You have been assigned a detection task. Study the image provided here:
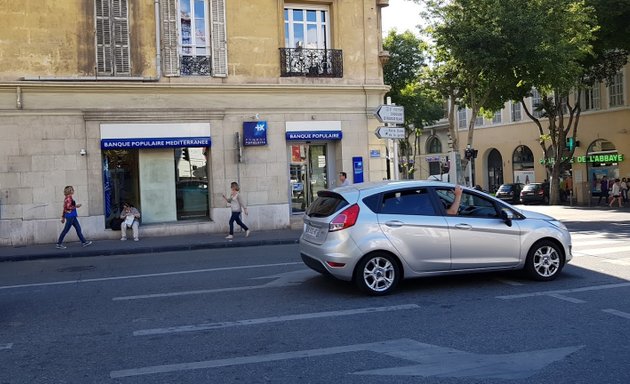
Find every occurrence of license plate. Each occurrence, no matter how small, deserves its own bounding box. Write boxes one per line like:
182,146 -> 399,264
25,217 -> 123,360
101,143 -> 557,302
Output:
305,224 -> 319,237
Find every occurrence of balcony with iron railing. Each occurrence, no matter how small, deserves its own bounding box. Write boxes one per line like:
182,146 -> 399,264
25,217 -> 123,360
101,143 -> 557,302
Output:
279,48 -> 343,78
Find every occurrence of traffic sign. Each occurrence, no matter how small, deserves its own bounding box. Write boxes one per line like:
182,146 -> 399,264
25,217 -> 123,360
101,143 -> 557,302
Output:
375,126 -> 405,139
374,105 -> 405,124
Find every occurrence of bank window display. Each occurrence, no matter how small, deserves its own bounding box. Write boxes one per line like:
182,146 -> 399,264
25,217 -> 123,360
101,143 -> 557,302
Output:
175,147 -> 209,220
103,150 -> 140,229
102,147 -> 209,228
289,144 -> 328,213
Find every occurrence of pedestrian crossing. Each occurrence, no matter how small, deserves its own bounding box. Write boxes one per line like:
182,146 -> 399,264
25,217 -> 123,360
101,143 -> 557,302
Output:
571,232 -> 630,264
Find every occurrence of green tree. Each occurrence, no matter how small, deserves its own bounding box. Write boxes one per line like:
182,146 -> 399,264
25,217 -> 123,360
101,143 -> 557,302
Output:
420,0 -> 627,202
383,30 -> 443,179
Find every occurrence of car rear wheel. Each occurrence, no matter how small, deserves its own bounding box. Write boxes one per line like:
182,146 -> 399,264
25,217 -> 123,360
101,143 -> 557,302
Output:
354,252 -> 400,295
525,240 -> 563,281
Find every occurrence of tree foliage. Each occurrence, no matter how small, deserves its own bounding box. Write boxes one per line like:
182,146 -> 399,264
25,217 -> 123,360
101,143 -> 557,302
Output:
382,30 -> 444,178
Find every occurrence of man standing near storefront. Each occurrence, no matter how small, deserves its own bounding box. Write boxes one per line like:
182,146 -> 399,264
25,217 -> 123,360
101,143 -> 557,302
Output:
338,172 -> 351,187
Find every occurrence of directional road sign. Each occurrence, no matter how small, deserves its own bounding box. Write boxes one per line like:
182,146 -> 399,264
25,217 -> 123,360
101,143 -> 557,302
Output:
375,126 -> 405,139
374,105 -> 405,124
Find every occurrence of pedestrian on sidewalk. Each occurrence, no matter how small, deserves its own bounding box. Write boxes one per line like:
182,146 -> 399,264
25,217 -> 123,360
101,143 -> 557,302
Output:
621,177 -> 628,203
597,176 -> 609,205
338,171 -> 350,187
222,182 -> 250,239
120,202 -> 141,241
609,179 -> 623,208
56,186 -> 92,249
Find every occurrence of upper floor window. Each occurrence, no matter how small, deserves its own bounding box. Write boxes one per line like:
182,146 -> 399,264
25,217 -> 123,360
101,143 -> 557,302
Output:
95,0 -> 130,75
531,88 -> 543,118
458,107 -> 467,129
284,5 -> 330,49
511,102 -> 521,122
608,72 -> 624,107
580,83 -> 601,111
475,115 -> 484,126
492,110 -> 502,124
161,0 -> 227,77
427,137 -> 442,153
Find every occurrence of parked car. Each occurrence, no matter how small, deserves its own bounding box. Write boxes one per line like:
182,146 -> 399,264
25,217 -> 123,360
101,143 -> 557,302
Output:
520,182 -> 549,205
300,181 -> 571,295
496,183 -> 524,204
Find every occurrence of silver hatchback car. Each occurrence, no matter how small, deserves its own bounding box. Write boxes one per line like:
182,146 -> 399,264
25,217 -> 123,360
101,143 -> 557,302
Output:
300,181 -> 572,295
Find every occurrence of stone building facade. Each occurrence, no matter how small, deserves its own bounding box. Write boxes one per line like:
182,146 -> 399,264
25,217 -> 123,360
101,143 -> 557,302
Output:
0,0 -> 391,245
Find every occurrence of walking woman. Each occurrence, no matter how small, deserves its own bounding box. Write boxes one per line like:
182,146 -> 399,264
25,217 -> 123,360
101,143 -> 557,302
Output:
222,182 -> 250,239
56,185 -> 92,249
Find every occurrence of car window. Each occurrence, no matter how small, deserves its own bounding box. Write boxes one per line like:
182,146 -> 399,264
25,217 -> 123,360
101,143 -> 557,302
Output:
362,194 -> 381,213
380,188 -> 436,215
306,193 -> 348,218
435,188 -> 500,218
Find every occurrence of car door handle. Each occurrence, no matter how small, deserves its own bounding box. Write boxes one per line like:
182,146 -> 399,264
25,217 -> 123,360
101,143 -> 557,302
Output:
454,224 -> 472,230
384,220 -> 404,228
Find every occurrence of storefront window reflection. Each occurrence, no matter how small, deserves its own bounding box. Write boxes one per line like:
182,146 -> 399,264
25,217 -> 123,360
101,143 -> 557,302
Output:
175,147 -> 209,220
103,150 -> 140,229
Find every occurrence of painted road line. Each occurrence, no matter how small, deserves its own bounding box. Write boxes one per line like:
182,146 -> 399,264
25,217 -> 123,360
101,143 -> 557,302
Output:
546,294 -> 586,304
114,270 -> 316,301
134,304 -> 420,336
602,258 -> 630,266
574,245 -> 630,256
602,309 -> 630,320
495,278 -> 524,286
497,282 -> 630,300
0,262 -> 303,291
0,343 -> 13,351
110,338 -> 583,379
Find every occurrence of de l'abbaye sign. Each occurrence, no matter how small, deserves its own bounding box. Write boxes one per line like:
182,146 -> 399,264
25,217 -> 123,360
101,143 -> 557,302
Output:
374,105 -> 405,124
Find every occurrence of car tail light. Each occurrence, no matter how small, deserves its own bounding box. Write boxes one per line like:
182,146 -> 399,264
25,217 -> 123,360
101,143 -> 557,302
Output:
326,261 -> 346,268
329,204 -> 359,232
538,190 -> 544,195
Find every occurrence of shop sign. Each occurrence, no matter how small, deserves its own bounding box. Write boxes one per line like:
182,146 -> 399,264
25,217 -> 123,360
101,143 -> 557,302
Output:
243,121 -> 268,146
101,137 -> 211,149
540,154 -> 624,165
285,131 -> 342,140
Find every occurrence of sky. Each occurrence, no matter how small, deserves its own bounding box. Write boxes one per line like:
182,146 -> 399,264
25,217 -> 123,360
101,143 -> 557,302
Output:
381,0 -> 424,37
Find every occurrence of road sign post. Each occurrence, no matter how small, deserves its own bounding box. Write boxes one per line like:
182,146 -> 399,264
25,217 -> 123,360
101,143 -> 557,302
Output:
374,103 -> 405,180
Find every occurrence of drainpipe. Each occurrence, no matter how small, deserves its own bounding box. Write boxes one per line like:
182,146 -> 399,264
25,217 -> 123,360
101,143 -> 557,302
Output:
16,86 -> 22,109
154,0 -> 162,80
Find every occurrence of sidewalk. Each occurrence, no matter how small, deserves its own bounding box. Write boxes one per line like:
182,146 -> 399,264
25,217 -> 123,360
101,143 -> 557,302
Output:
1,204 -> 627,263
0,229 -> 303,263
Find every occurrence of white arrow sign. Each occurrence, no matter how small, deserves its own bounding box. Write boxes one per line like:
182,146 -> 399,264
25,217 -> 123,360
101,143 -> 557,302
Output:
375,126 -> 405,139
375,105 -> 405,124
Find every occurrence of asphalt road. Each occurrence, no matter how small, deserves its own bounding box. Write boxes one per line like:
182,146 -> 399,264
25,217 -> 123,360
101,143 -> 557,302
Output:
2,221 -> 630,384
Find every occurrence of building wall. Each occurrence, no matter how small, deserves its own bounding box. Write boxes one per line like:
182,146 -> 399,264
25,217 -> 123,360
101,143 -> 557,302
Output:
0,1 -> 391,245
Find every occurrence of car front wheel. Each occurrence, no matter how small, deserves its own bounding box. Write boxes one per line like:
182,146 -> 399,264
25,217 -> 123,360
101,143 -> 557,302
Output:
525,240 -> 564,281
354,252 -> 400,295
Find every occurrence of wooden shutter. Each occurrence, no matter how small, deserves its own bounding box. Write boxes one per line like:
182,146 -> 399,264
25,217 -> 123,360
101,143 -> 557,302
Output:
112,0 -> 130,74
95,0 -> 113,74
95,0 -> 130,75
160,0 -> 179,76
210,0 -> 227,77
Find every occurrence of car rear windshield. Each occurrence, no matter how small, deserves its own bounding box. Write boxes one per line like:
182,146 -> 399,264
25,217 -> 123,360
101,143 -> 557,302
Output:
523,184 -> 538,191
498,185 -> 513,192
306,192 -> 348,218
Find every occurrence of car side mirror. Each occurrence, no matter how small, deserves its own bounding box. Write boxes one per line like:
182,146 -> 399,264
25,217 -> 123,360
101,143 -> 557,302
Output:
501,209 -> 513,227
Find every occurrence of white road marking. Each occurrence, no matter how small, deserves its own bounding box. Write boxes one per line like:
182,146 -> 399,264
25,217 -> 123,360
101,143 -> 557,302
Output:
134,304 -> 420,336
114,269 -> 316,301
601,258 -> 630,266
110,338 -> 583,379
0,262 -> 303,291
497,282 -> 630,300
602,309 -> 630,320
495,279 -> 524,286
546,294 -> 586,304
0,343 -> 13,351
573,245 -> 630,256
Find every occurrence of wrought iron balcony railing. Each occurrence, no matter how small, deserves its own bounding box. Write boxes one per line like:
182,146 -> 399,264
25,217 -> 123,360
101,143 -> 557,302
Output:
279,48 -> 343,78
180,56 -> 211,76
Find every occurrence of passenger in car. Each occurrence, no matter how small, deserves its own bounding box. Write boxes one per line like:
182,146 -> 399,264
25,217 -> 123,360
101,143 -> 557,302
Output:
446,185 -> 463,215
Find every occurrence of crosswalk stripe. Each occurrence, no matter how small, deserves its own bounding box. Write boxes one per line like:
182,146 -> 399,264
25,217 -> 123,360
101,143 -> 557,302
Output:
573,245 -> 630,256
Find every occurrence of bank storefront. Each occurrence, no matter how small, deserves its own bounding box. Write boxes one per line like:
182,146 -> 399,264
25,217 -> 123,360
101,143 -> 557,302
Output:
100,123 -> 211,228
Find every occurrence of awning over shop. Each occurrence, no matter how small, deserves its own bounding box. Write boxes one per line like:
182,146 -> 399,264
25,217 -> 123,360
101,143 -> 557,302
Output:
100,123 -> 211,149
285,121 -> 342,141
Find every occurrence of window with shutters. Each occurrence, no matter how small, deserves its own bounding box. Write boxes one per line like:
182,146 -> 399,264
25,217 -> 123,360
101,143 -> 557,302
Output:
161,0 -> 227,77
95,0 -> 130,76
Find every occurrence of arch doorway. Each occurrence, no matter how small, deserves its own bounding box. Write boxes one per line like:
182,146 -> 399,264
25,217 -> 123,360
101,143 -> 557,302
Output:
487,149 -> 503,193
512,145 -> 534,184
